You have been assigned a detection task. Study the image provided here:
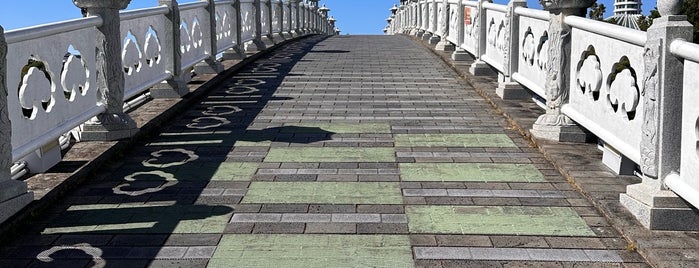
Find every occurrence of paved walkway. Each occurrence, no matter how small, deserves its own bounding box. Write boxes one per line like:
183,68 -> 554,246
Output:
0,35 -> 647,267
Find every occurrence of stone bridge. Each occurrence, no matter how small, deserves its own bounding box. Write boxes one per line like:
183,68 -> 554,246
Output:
0,0 -> 698,267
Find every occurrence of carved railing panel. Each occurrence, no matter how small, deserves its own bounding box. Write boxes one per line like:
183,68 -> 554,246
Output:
563,26 -> 646,163
215,1 -> 238,53
513,10 -> 549,98
446,2 -> 459,44
461,2 -> 478,55
120,8 -> 171,100
482,4 -> 507,73
179,3 -> 212,70
240,0 -> 255,42
5,19 -> 102,161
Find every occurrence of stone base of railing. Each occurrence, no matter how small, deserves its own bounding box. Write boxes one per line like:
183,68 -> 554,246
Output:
531,122 -> 590,143
0,179 -> 33,224
621,183 -> 699,231
245,39 -> 266,53
272,32 -> 285,43
261,35 -> 276,47
77,113 -> 138,141
151,79 -> 190,98
222,46 -> 245,60
410,28 -> 420,36
435,40 -> 455,51
469,60 -> 496,76
194,60 -> 224,75
421,32 -> 432,41
496,81 -> 530,100
428,35 -> 440,45
451,49 -> 473,61
281,32 -> 292,40
416,30 -> 424,38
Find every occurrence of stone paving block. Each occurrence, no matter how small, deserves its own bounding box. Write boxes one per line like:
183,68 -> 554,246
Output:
304,223 -> 357,234
332,214 -> 381,223
209,235 -> 413,267
414,247 -> 471,260
281,213 -> 332,223
394,134 -> 516,147
183,246 -> 217,259
400,163 -> 544,182
164,234 -> 222,246
406,206 -> 595,236
435,235 -> 493,247
243,182 -> 403,204
265,147 -> 395,162
230,213 -> 282,223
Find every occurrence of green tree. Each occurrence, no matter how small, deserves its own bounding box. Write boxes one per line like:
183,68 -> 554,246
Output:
681,0 -> 699,43
588,3 -> 606,21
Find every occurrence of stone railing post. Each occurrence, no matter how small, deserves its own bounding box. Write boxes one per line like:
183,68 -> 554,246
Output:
284,1 -> 293,37
451,0 -> 471,60
529,0 -> 594,142
435,0 -> 454,51
73,0 -> 138,141
469,0 -> 495,76
621,0 -> 698,230
0,26 -> 34,225
274,1 -> 286,40
246,0 -> 266,52
410,1 -> 420,36
222,0 -> 245,60
290,1 -> 299,37
421,2 -> 431,40
151,0 -> 190,98
495,0 -> 529,99
194,0 -> 224,74
428,0 -> 441,44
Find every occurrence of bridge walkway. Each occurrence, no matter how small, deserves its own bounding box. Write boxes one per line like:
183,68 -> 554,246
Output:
0,35 -> 647,267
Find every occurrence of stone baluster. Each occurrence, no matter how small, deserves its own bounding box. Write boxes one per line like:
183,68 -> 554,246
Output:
150,0 -> 190,98
435,0 -> 454,51
328,16 -> 336,35
291,1 -> 300,37
411,0 -> 420,36
621,0 -> 699,230
529,0 -> 594,142
451,0 -> 471,60
281,1 -> 291,39
222,0 -> 245,60
246,0 -> 266,52
260,0 -> 275,46
73,0 -> 138,141
194,0 -> 225,74
0,25 -> 34,225
469,0 -> 495,76
495,0 -> 528,99
272,1 -> 284,42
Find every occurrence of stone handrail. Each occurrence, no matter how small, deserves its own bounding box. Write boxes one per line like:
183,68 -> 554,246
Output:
389,0 -> 699,231
0,0 -> 335,224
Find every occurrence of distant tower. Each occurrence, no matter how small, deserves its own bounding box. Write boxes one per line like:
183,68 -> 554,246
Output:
610,0 -> 642,30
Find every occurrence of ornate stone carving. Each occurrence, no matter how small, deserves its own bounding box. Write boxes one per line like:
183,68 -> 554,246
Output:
501,2 -> 513,73
542,15 -> 570,116
640,40 -> 661,177
658,0 -> 684,16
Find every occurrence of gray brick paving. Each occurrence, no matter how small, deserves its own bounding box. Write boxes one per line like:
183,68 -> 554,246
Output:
0,35 -> 650,267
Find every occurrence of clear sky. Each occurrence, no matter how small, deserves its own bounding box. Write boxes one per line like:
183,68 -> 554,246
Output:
0,0 -> 657,34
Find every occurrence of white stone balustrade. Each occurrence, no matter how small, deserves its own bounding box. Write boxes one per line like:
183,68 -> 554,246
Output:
0,0 -> 334,225
388,0 -> 699,231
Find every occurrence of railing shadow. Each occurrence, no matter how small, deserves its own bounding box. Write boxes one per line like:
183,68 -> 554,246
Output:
2,35 -> 332,267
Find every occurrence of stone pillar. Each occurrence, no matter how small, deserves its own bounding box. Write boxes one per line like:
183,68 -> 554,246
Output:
291,1 -> 300,37
620,0 -> 699,230
410,1 -> 420,36
0,26 -> 34,225
271,1 -> 284,42
529,0 -> 594,142
246,0 -> 266,52
329,17 -> 336,35
468,0 -> 495,76
194,0 -> 224,74
421,2 -> 431,40
150,0 -> 190,98
428,0 -> 441,44
435,0 -> 454,51
284,1 -> 293,37
73,0 -> 138,141
451,0 -> 471,61
495,0 -> 529,100
222,0 -> 245,60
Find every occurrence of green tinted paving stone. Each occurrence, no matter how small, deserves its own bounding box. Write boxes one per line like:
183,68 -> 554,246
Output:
243,182 -> 403,204
209,234 -> 414,268
282,123 -> 392,133
406,206 -> 595,236
265,147 -> 395,162
400,163 -> 544,182
42,204 -> 233,234
394,134 -> 516,147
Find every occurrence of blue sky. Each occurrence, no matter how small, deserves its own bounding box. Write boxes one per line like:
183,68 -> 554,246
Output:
0,0 -> 656,34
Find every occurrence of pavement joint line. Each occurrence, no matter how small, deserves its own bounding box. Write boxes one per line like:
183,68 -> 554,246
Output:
413,247 -> 624,262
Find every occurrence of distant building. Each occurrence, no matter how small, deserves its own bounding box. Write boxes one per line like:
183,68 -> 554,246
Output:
608,0 -> 642,30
